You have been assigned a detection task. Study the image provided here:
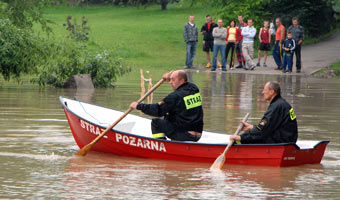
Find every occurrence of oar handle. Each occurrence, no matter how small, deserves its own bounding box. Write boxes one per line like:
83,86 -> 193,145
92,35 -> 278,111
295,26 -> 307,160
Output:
90,78 -> 166,146
221,113 -> 250,156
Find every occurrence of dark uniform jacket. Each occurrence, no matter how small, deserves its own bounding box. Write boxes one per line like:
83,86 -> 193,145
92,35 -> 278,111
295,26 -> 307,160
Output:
240,95 -> 298,144
201,22 -> 218,41
137,82 -> 204,133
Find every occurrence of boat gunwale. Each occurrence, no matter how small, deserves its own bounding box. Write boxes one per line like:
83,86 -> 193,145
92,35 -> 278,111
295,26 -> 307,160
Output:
59,96 -> 330,149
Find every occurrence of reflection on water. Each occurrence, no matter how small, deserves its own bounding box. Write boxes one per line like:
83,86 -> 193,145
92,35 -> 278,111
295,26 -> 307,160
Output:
0,73 -> 340,199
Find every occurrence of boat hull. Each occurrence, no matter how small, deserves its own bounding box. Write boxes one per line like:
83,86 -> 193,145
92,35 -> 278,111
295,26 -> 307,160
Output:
62,101 -> 329,167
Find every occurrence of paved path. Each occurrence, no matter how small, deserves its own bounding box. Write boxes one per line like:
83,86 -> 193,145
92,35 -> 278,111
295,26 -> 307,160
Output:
193,30 -> 340,76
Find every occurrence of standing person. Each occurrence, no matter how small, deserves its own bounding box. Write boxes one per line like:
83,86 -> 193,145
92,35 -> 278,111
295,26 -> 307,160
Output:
282,32 -> 296,73
273,18 -> 285,70
129,70 -> 204,141
183,15 -> 198,69
288,17 -> 304,73
256,20 -> 271,67
212,19 -> 227,71
230,81 -> 298,144
235,15 -> 247,69
201,15 -> 218,68
241,18 -> 257,70
225,20 -> 241,69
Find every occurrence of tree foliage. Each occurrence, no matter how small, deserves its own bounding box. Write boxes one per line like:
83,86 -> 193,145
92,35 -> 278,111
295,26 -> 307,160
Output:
0,0 -> 52,32
31,40 -> 130,88
0,19 -> 43,81
0,0 -> 130,87
187,0 -> 337,38
67,0 -> 180,10
265,0 -> 336,37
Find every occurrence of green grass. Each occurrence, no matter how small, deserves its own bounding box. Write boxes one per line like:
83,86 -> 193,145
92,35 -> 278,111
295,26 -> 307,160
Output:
42,4 -> 218,71
330,61 -> 340,74
313,61 -> 340,79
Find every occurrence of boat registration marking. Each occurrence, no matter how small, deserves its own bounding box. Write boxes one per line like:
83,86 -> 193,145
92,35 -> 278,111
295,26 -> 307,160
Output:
284,156 -> 296,160
116,133 -> 166,152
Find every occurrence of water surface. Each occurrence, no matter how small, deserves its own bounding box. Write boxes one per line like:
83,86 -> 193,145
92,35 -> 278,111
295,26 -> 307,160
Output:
0,72 -> 339,199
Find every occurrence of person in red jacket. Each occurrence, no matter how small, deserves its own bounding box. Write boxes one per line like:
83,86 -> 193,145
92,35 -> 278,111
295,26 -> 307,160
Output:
225,20 -> 242,69
235,15 -> 247,68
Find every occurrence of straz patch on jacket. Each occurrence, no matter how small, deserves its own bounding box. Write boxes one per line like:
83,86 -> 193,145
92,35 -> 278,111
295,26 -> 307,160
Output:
183,93 -> 202,110
290,108 -> 296,120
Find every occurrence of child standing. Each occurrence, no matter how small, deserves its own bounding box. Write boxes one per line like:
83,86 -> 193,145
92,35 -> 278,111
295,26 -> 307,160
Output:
256,21 -> 271,67
282,32 -> 296,73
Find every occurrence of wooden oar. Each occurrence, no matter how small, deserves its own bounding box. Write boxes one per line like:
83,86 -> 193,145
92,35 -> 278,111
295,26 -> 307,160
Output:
210,113 -> 250,170
75,77 -> 166,156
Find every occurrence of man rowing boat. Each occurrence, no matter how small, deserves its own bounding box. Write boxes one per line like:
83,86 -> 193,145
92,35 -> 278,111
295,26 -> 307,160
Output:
130,70 -> 204,141
230,81 -> 298,144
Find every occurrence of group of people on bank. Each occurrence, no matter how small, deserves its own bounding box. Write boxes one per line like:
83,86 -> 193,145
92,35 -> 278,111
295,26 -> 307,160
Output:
184,14 -> 305,73
130,70 -> 298,145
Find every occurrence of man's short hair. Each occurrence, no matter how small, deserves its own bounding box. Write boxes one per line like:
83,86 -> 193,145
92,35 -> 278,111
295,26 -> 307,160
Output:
206,14 -> 211,18
177,71 -> 188,82
292,17 -> 299,21
247,18 -> 253,22
268,81 -> 281,96
276,17 -> 282,22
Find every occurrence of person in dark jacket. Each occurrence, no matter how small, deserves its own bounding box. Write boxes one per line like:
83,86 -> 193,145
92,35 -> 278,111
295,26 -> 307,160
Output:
230,81 -> 298,144
288,17 -> 304,73
201,15 -> 218,68
130,70 -> 204,142
282,32 -> 296,73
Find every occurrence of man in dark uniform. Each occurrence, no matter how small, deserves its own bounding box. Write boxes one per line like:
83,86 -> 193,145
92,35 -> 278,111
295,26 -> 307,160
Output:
230,81 -> 298,144
129,70 -> 204,142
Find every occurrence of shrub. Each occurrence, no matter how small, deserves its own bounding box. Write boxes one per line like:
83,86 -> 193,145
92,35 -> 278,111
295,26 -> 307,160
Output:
0,19 -> 42,81
31,39 -> 130,88
63,16 -> 90,41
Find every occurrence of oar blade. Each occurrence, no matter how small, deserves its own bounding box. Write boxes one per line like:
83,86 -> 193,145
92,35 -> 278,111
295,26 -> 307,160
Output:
75,143 -> 93,156
210,154 -> 225,170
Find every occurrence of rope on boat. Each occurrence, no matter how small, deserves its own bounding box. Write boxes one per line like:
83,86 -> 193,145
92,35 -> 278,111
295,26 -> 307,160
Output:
77,101 -> 110,126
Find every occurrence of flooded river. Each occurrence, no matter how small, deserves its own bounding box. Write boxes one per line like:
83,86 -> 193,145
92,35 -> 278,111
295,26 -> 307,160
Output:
0,72 -> 339,199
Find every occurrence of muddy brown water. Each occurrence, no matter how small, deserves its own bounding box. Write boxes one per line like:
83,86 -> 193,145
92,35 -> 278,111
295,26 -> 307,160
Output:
1,72 -> 339,199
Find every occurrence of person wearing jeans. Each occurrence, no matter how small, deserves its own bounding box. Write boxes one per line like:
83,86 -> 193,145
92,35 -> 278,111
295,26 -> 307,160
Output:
183,15 -> 198,68
288,17 -> 304,73
212,19 -> 227,71
282,32 -> 296,73
185,42 -> 196,68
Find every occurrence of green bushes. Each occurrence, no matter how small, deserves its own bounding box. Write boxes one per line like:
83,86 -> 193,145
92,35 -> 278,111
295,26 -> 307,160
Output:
31,39 -> 130,88
0,1 -> 130,87
0,19 -> 42,81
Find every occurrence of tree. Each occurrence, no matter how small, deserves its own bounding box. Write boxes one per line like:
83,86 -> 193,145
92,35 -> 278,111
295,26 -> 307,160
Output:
0,0 -> 52,32
265,0 -> 336,37
186,0 -> 336,38
0,0 -> 52,81
73,0 -> 180,11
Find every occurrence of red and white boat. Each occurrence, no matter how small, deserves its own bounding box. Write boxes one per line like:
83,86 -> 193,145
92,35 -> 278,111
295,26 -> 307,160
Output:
60,97 -> 329,167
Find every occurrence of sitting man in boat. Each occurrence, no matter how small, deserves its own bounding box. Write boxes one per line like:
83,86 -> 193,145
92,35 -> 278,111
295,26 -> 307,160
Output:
230,81 -> 298,144
129,70 -> 204,142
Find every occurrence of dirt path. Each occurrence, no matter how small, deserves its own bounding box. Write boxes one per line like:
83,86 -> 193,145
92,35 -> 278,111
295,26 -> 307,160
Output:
194,30 -> 340,75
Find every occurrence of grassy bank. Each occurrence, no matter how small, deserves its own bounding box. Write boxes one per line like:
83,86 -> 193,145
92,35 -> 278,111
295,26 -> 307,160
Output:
314,61 -> 340,80
43,4 -> 218,71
